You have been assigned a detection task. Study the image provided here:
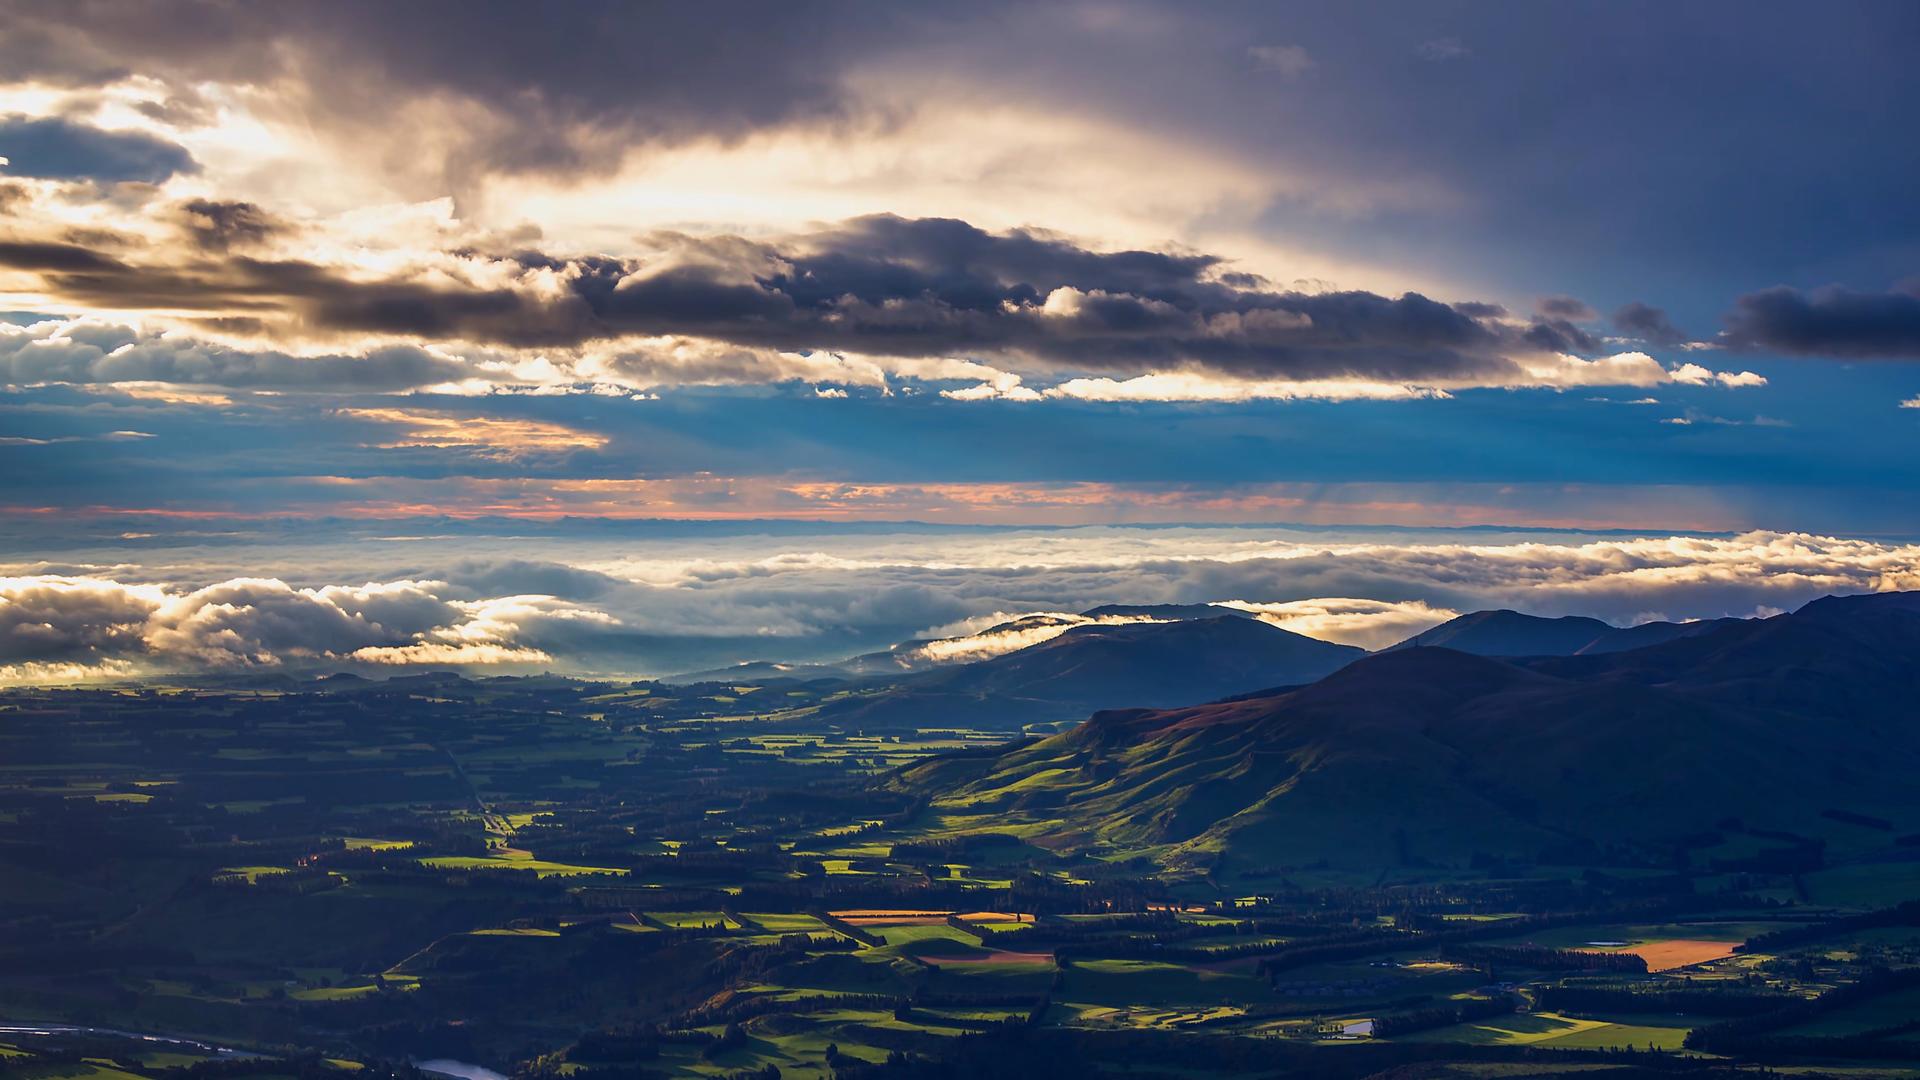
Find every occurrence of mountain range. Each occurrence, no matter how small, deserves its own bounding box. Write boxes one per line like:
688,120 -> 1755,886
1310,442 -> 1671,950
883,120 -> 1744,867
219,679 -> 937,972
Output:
674,601 -> 1776,732
813,615 -> 1363,730
889,591 -> 1920,876
1384,608 -> 1742,657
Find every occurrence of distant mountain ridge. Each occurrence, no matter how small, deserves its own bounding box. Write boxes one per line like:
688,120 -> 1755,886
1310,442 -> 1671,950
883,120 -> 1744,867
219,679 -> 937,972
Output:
663,603 -> 1270,684
662,660 -> 852,684
891,590 -> 1920,875
1079,603 -> 1258,621
668,601 -> 1761,689
817,615 -> 1365,730
1384,608 -> 1738,657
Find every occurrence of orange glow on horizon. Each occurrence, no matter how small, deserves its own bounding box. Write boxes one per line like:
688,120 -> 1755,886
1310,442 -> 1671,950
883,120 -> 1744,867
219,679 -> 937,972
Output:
0,477 -> 1754,532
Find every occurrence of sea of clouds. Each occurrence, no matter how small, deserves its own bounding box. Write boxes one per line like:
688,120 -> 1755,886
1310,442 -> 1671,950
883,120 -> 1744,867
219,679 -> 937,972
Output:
3,523 -> 1916,683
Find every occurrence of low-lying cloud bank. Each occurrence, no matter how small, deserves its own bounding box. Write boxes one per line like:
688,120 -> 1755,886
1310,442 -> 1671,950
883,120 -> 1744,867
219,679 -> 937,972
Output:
890,611 -> 1172,667
2,528 -> 1915,684
1217,597 -> 1460,651
895,598 -> 1460,661
0,575 -> 613,684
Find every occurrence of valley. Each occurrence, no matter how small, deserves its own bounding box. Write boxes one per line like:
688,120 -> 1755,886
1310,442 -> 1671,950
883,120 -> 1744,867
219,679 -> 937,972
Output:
3,595 -> 1920,1078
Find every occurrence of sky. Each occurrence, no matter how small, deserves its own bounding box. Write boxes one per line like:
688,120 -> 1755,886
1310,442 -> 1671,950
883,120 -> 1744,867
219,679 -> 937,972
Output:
0,1 -> 1917,681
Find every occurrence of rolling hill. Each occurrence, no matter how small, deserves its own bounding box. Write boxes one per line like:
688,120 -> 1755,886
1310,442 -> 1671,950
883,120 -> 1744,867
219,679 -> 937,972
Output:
839,604 -> 1258,676
818,615 -> 1365,730
892,591 -> 1920,874
1532,590 -> 1920,721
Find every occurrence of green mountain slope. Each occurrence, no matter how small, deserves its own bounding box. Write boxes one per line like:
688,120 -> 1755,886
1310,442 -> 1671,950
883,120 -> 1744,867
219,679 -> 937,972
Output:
892,592 -> 1920,875
819,615 -> 1364,730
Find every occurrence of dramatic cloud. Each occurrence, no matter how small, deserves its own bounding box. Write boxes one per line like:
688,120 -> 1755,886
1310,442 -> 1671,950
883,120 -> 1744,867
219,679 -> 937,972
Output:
1523,321 -> 1598,354
0,2 -> 1910,549
960,351 -> 1761,403
347,594 -> 618,666
0,575 -> 159,665
173,199 -> 286,252
1215,597 -> 1457,649
141,578 -> 463,667
0,319 -> 470,392
878,599 -> 1454,661
10,215 -> 1492,379
560,526 -> 1920,647
1723,283 -> 1920,359
0,2 -> 907,187
1536,295 -> 1596,321
1612,301 -> 1689,346
0,115 -> 197,182
0,573 -> 622,679
0,216 -> 1770,396
895,611 -> 1168,666
4,527 -> 1916,683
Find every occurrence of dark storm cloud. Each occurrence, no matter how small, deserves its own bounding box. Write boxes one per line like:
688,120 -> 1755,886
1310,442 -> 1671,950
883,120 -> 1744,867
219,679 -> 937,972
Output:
0,239 -> 126,271
786,214 -> 1225,309
173,199 -> 286,252
1613,302 -> 1689,346
4,1 -> 1915,308
1451,301 -> 1508,319
1536,295 -> 1595,321
1520,318 -> 1598,354
131,88 -> 217,129
0,115 -> 198,183
0,0 -> 918,182
2,214 -> 1589,384
1722,283 -> 1920,359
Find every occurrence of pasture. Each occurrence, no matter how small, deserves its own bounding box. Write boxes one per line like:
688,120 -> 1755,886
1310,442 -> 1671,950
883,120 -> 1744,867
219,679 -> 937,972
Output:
1402,1011 -> 1694,1050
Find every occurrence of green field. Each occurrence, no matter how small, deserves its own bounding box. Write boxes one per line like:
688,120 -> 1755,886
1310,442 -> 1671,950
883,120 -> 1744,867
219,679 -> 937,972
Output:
1403,1011 -> 1694,1050
2,673 -> 1915,1079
